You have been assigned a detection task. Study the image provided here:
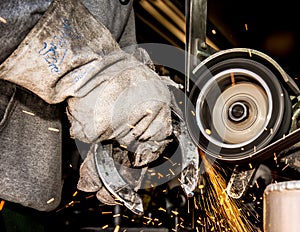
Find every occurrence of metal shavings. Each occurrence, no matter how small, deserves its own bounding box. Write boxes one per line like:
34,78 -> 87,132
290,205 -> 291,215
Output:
22,110 -> 35,116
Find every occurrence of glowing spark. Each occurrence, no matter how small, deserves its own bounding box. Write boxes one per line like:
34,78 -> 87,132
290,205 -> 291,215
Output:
205,129 -> 212,135
171,210 -> 179,215
127,124 -> 135,129
191,110 -> 196,116
146,109 -> 153,114
102,225 -> 109,229
0,200 -> 5,211
169,168 -> 175,175
67,201 -> 75,207
120,144 -> 128,149
0,16 -> 7,24
85,194 -> 94,199
231,73 -> 235,86
198,150 -> 257,232
245,23 -> 248,31
248,49 -> 252,57
22,110 -> 35,116
274,153 -> 278,165
47,198 -> 55,204
282,163 -> 289,171
198,184 -> 205,189
113,225 -> 120,232
157,172 -> 164,179
249,163 -> 253,169
158,207 -> 166,212
48,127 -> 60,132
163,156 -> 175,166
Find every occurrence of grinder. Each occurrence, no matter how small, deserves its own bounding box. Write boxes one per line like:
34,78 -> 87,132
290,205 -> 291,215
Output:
185,47 -> 300,198
186,48 -> 299,163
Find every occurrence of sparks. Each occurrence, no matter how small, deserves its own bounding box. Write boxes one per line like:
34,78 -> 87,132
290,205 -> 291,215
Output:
0,16 -> 7,24
22,110 -> 35,116
0,200 -> 5,211
282,163 -> 289,171
47,198 -> 55,204
197,150 -> 257,232
230,73 -> 235,86
48,127 -> 60,132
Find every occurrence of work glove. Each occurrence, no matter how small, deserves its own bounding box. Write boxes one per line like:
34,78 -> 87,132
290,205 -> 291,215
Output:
66,51 -> 173,166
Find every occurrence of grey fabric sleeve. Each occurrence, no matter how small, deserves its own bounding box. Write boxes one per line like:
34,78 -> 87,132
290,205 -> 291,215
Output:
118,8 -> 138,49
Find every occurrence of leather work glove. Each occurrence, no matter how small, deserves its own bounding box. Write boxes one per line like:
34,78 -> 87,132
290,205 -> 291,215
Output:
66,52 -> 173,167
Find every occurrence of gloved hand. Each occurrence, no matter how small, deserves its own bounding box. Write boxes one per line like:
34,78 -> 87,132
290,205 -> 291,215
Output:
66,51 -> 173,166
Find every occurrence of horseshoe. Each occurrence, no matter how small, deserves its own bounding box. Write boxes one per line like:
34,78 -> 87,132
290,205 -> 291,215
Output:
94,143 -> 144,215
